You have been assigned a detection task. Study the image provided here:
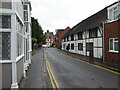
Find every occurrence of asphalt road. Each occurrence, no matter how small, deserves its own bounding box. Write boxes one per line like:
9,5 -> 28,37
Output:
45,48 -> 119,88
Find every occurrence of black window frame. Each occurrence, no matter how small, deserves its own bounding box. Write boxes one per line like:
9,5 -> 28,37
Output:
71,34 -> 74,41
71,43 -> 74,50
89,28 -> 97,38
78,32 -> 83,40
78,43 -> 83,50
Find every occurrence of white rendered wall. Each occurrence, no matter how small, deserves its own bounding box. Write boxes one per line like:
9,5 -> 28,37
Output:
62,27 -> 103,59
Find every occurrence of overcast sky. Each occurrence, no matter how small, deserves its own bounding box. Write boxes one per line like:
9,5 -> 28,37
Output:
30,0 -> 116,34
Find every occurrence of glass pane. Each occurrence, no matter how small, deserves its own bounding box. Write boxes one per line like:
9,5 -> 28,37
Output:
109,9 -> 112,21
2,15 -> 11,29
114,11 -> 118,20
0,0 -> 12,9
114,39 -> 118,42
110,39 -> 113,50
2,32 -> 11,60
24,11 -> 28,21
24,5 -> 28,10
114,42 -> 118,51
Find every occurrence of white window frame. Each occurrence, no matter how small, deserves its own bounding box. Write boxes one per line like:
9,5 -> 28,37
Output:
107,3 -> 119,22
23,4 -> 29,22
0,14 -> 12,61
109,38 -> 119,53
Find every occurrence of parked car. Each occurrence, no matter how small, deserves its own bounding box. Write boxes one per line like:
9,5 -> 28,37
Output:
42,44 -> 50,48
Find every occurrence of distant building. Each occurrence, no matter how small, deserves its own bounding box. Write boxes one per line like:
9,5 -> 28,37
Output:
56,27 -> 70,49
45,30 -> 55,47
0,0 -> 32,89
56,29 -> 64,48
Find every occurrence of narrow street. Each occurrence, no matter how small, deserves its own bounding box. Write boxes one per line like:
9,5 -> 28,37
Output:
44,48 -> 119,88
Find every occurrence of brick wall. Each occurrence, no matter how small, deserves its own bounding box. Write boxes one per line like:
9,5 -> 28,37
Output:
56,27 -> 70,49
104,20 -> 120,64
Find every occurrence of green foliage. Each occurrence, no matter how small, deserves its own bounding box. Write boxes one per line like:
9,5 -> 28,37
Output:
32,38 -> 37,43
31,17 -> 45,44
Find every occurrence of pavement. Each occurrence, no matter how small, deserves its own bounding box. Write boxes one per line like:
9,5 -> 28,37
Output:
20,48 -> 52,89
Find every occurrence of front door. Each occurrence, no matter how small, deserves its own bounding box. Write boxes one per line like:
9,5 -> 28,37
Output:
89,43 -> 93,57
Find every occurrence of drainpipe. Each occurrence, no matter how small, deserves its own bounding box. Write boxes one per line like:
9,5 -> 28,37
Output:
102,21 -> 105,63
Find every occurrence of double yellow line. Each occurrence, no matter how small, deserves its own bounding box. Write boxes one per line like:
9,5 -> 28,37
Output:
44,49 -> 60,90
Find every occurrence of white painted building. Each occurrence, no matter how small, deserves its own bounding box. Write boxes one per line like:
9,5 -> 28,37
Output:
0,0 -> 32,89
62,8 -> 107,60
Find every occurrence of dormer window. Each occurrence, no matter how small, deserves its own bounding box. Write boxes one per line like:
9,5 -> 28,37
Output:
108,4 -> 119,22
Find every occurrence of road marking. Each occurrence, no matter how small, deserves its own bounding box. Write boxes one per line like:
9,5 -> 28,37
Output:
44,49 -> 60,89
58,51 -> 120,75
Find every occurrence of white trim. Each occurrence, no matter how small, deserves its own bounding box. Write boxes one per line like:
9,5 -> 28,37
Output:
16,12 -> 24,25
0,60 -> 12,64
0,9 -> 15,15
109,38 -> 119,53
108,51 -> 119,53
0,29 -> 11,32
16,54 -> 24,63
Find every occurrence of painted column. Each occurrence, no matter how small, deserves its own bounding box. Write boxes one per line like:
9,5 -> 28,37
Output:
11,0 -> 18,88
11,14 -> 18,88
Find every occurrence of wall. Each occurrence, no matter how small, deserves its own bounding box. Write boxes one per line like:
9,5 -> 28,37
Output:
2,63 -> 12,88
17,58 -> 24,83
62,28 -> 103,59
57,27 -> 70,49
104,20 -> 119,64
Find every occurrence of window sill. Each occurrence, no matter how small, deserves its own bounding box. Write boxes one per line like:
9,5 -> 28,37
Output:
107,19 -> 118,23
108,51 -> 119,53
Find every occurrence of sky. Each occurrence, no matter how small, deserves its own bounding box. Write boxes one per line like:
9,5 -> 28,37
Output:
30,0 -> 117,34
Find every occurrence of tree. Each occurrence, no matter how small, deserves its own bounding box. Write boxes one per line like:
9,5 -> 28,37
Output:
31,17 -> 45,44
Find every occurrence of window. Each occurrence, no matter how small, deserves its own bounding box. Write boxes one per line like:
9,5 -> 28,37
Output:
89,28 -> 97,38
0,15 -> 11,29
71,44 -> 74,50
109,38 -> 118,52
67,36 -> 69,41
86,43 -> 90,51
78,32 -> 83,40
0,32 -> 11,60
78,43 -> 83,50
71,34 -> 74,41
24,5 -> 28,10
64,38 -> 66,42
0,0 -> 12,9
24,11 -> 28,21
113,7 -> 118,20
23,5 -> 28,21
108,5 -> 119,21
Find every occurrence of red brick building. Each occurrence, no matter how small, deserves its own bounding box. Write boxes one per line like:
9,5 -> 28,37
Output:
56,27 -> 70,49
104,2 -> 120,65
45,30 -> 55,47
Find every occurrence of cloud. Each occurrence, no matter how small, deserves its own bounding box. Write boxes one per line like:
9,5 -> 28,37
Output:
30,0 -> 117,33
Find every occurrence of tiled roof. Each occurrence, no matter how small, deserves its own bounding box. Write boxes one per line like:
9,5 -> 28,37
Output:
63,7 -> 107,38
45,32 -> 54,36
